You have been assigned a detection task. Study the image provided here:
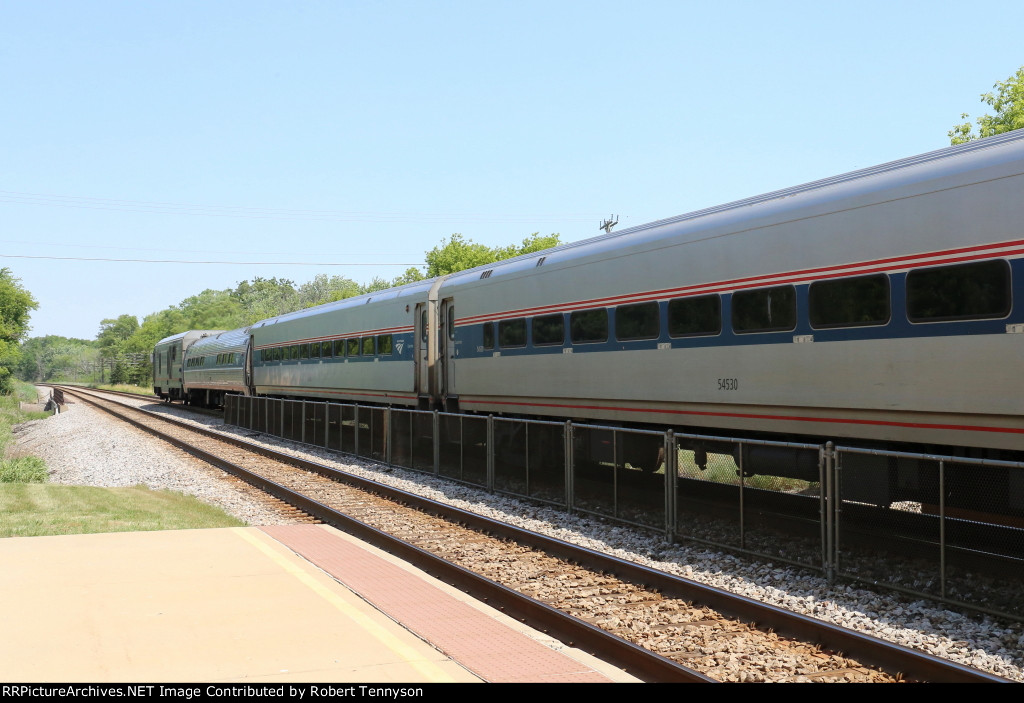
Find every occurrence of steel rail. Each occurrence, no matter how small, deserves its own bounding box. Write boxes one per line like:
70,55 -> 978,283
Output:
62,386 -> 714,683
61,385 -> 1012,683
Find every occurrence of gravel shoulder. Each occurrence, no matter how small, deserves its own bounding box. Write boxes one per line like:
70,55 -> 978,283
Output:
11,388 -> 1024,682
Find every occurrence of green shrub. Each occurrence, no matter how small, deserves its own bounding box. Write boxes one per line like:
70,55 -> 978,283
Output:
0,456 -> 48,483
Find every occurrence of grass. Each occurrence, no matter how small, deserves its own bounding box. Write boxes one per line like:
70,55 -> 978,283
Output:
0,380 -> 245,538
0,484 -> 245,537
677,448 -> 817,493
0,381 -> 52,484
0,456 -> 47,483
89,382 -> 153,395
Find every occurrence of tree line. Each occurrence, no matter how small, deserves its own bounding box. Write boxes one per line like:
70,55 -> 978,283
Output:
16,233 -> 561,386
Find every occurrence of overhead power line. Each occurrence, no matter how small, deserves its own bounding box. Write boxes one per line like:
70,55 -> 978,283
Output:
0,189 -> 599,224
0,254 -> 421,266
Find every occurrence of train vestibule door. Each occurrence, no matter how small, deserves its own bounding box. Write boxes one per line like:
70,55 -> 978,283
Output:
439,298 -> 456,403
414,303 -> 430,405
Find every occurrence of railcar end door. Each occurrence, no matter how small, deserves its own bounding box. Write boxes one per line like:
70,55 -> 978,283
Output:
440,298 -> 456,402
415,303 -> 429,404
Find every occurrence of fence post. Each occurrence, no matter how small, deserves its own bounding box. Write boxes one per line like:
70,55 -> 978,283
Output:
832,445 -> 842,582
353,405 -> 359,457
385,406 -> 392,467
823,442 -> 833,579
738,440 -> 745,550
565,420 -> 574,514
939,458 -> 946,600
665,429 -> 676,541
432,410 -> 440,476
486,415 -> 495,492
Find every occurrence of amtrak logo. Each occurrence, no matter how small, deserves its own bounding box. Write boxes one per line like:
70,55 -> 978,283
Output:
395,340 -> 405,354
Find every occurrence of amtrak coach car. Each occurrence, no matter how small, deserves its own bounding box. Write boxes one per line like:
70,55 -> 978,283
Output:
250,278 -> 435,406
182,327 -> 252,407
153,330 -> 224,401
430,131 -> 1024,461
163,131 -> 1024,503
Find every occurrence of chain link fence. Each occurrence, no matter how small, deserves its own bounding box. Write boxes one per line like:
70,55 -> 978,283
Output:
224,395 -> 1024,620
834,446 -> 1024,620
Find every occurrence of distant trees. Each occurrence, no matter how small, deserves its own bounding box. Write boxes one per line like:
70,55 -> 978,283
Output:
425,232 -> 561,277
17,336 -> 96,383
949,66 -> 1024,145
0,269 -> 38,394
19,230 -> 564,382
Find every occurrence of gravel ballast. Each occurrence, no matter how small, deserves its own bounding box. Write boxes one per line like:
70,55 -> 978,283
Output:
12,390 -> 1024,681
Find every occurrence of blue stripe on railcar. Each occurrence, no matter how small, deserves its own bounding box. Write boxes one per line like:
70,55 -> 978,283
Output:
457,259 -> 1024,359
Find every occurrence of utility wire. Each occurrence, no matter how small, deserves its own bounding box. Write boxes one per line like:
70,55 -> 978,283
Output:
0,189 -> 597,224
0,253 -> 421,266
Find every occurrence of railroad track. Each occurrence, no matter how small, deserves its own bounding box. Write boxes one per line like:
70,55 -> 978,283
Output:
55,385 -> 1009,683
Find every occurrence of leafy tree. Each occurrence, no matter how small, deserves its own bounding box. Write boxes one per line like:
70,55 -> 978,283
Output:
949,66 -> 1024,145
97,314 -> 140,357
231,277 -> 298,322
0,269 -> 38,393
297,274 -> 362,308
425,232 -> 561,277
390,267 -> 426,287
17,335 -> 96,382
177,289 -> 244,330
110,358 -> 129,384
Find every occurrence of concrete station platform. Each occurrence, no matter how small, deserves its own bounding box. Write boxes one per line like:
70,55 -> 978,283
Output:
0,524 -> 638,683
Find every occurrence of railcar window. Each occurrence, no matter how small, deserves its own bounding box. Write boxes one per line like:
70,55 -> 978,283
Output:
300,344 -> 310,360
377,334 -> 393,355
907,260 -> 1011,322
421,311 -> 428,343
310,342 -> 320,359
361,336 -> 376,355
321,341 -> 333,358
347,338 -> 360,356
616,302 -> 660,341
532,314 -> 564,346
732,285 -> 796,333
570,308 -> 609,344
482,323 -> 494,350
668,295 -> 722,337
292,345 -> 302,360
810,275 -> 890,328
498,318 -> 527,347
448,307 -> 455,340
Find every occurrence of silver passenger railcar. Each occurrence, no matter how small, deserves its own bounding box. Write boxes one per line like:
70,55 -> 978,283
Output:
182,327 -> 252,407
153,330 -> 224,401
249,279 -> 435,407
434,131 -> 1024,461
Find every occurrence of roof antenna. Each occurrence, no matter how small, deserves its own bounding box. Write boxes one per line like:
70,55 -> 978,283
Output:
599,214 -> 619,234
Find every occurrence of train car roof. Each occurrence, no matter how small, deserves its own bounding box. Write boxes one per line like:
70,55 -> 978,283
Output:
437,129 -> 1024,285
186,327 -> 252,354
155,330 -> 225,347
250,277 -> 436,330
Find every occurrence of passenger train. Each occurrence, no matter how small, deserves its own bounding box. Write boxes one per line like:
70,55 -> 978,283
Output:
154,132 -> 1024,506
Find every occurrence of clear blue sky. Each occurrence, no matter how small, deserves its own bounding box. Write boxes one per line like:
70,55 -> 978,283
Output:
2,1 -> 1022,340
